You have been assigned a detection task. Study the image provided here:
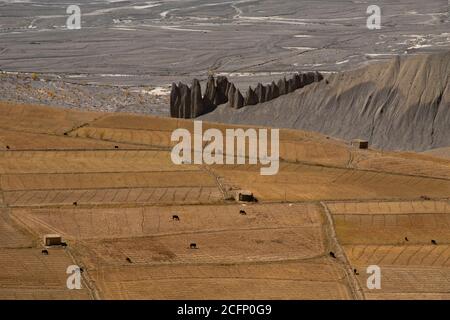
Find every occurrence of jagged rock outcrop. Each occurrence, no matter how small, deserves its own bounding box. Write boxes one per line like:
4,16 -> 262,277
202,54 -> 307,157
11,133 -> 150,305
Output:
244,87 -> 258,106
170,71 -> 323,118
191,79 -> 204,118
227,83 -> 236,108
255,83 -> 266,104
227,84 -> 244,109
293,74 -> 301,89
278,78 -> 287,95
271,81 -> 280,99
287,78 -> 296,93
234,88 -> 244,109
179,83 -> 191,118
170,83 -> 181,117
225,82 -> 232,98
264,83 -> 273,102
314,71 -> 323,82
203,75 -> 216,110
214,76 -> 229,106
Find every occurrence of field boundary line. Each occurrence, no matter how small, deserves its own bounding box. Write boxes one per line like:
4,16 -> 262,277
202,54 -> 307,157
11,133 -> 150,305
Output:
320,201 -> 365,300
200,165 -> 229,200
65,247 -> 101,300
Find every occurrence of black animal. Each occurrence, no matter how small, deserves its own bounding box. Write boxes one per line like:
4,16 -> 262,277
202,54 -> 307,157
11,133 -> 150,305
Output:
405,237 -> 409,242
353,269 -> 359,275
61,242 -> 67,247
329,251 -> 336,259
126,257 -> 132,263
6,146 -> 10,150
431,240 -> 437,245
190,243 -> 197,249
172,215 -> 180,221
239,209 -> 247,215
73,201 -> 78,206
114,146 -> 119,149
41,249 -> 49,255
79,267 -> 84,273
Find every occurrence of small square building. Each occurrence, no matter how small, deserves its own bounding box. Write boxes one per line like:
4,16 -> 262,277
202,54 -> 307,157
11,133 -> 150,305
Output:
44,234 -> 62,246
236,190 -> 255,202
351,139 -> 369,149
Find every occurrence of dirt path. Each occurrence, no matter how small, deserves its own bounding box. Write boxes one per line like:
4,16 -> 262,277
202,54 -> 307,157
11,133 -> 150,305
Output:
320,201 -> 365,300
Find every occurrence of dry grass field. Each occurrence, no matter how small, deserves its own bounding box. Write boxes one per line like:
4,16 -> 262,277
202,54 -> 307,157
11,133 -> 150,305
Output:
0,101 -> 448,299
328,200 -> 450,299
213,163 -> 450,202
0,208 -> 91,299
92,259 -> 351,300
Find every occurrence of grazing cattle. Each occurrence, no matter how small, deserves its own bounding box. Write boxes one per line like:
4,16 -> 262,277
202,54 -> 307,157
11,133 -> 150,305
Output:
190,243 -> 197,249
73,201 -> 78,206
79,267 -> 84,273
172,215 -> 180,221
353,269 -> 359,275
239,210 -> 246,215
329,251 -> 336,259
6,146 -> 10,150
431,240 -> 437,245
126,257 -> 132,263
63,132 -> 68,136
61,242 -> 67,247
41,249 -> 49,255
421,195 -> 431,200
114,146 -> 119,149
405,237 -> 409,242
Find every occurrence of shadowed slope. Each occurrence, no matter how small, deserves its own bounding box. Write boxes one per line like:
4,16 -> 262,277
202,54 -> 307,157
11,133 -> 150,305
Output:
200,52 -> 450,152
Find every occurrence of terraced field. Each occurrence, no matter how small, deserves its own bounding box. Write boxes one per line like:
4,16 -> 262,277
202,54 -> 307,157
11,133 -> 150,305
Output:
328,200 -> 450,299
92,260 -> 351,300
213,163 -> 450,202
0,209 -> 91,299
12,203 -> 322,240
0,102 -> 448,299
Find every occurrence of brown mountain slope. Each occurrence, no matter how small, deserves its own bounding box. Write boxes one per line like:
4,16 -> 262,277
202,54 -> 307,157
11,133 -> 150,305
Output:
200,52 -> 450,152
